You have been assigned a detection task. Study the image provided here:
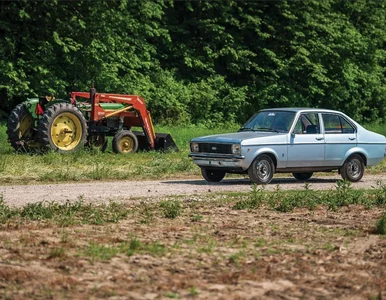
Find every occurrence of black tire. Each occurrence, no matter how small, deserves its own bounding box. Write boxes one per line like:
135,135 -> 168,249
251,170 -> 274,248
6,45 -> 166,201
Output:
86,135 -> 108,152
6,103 -> 40,152
201,168 -> 226,182
292,172 -> 313,181
248,154 -> 275,184
112,130 -> 138,154
340,154 -> 364,182
39,103 -> 88,153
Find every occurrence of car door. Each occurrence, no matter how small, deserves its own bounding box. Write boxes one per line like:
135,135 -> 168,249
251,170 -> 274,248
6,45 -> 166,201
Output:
322,113 -> 357,166
287,112 -> 325,167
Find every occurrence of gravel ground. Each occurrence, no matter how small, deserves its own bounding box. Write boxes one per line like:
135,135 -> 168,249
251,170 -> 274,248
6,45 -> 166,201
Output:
1,173 -> 386,207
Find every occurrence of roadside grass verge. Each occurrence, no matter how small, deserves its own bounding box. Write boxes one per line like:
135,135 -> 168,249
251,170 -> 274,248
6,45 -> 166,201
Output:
0,124 -> 238,184
232,180 -> 386,212
0,195 -> 130,227
1,180 -> 385,228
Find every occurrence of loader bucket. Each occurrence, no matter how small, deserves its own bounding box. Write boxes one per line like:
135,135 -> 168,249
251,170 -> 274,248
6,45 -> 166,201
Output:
133,131 -> 178,152
154,133 -> 179,152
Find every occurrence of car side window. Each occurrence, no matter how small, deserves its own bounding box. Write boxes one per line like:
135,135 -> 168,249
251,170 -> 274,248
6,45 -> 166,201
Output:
293,113 -> 320,134
322,114 -> 355,134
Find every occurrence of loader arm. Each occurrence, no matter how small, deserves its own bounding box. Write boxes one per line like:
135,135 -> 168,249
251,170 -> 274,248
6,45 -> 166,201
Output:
70,92 -> 156,149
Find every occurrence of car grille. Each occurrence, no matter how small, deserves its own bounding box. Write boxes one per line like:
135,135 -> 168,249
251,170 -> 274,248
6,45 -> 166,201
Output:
198,143 -> 232,154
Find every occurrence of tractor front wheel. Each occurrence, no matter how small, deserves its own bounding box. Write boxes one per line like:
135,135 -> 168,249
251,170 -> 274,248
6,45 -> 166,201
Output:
7,103 -> 40,152
39,103 -> 88,153
112,130 -> 138,154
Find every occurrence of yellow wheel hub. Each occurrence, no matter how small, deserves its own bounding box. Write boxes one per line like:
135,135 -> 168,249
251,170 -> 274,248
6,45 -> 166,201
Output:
20,114 -> 40,148
19,114 -> 34,139
51,112 -> 82,150
119,136 -> 134,153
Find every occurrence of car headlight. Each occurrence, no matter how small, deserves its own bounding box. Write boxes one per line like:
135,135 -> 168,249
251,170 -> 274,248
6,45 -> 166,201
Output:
232,144 -> 241,155
190,142 -> 199,152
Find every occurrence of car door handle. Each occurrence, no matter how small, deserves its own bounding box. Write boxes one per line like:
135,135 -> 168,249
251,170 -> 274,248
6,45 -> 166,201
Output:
315,137 -> 324,141
348,137 -> 356,140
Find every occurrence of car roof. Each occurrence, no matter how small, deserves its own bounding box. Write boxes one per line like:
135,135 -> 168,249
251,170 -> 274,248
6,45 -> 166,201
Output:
259,107 -> 343,114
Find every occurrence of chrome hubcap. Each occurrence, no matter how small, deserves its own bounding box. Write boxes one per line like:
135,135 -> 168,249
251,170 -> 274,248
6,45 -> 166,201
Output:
348,159 -> 361,179
256,160 -> 270,181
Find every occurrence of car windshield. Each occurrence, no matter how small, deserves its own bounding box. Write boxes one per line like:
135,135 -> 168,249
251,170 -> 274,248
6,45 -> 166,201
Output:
240,111 -> 296,133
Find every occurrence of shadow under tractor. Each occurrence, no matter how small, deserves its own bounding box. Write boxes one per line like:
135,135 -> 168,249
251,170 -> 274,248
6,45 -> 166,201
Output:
6,87 -> 178,153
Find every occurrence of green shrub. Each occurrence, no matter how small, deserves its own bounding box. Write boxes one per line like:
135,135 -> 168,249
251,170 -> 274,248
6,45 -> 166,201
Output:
160,200 -> 182,219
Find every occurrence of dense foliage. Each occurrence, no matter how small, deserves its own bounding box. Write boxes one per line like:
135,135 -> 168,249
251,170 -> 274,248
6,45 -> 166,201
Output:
1,0 -> 385,125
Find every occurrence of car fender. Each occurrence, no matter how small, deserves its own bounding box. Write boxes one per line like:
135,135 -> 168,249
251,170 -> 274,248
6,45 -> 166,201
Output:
244,147 -> 281,169
342,147 -> 367,166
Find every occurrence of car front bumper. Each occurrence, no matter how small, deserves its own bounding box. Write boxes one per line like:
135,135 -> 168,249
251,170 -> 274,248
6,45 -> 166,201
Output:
189,153 -> 246,171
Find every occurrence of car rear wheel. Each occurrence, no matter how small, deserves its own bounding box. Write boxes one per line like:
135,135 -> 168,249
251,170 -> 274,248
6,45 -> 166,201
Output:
248,154 -> 275,184
201,168 -> 226,182
292,172 -> 313,181
340,154 -> 364,182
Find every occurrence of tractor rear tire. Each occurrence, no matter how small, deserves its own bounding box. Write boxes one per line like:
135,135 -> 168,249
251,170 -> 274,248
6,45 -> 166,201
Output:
39,103 -> 88,153
112,130 -> 138,154
6,103 -> 40,152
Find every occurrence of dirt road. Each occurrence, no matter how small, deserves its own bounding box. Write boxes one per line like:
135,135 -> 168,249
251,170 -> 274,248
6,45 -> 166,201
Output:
1,173 -> 386,207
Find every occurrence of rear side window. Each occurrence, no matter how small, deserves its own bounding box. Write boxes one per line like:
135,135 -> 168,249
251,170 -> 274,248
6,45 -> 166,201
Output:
322,114 -> 355,134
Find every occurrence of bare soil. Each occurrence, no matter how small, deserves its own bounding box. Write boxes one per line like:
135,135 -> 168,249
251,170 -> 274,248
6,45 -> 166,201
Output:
0,175 -> 386,299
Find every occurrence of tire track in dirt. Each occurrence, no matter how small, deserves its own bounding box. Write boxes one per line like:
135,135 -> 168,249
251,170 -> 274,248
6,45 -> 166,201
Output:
1,174 -> 386,207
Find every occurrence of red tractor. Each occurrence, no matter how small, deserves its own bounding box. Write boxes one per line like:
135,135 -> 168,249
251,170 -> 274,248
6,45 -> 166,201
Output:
7,86 -> 178,153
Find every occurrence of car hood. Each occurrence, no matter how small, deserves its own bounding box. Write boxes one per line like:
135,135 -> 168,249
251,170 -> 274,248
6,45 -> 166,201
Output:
190,131 -> 285,144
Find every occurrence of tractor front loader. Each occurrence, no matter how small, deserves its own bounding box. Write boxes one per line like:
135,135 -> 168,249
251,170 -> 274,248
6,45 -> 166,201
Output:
6,87 -> 178,154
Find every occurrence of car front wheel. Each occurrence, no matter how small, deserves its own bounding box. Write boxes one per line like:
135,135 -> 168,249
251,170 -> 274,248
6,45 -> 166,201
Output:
201,168 -> 226,182
248,154 -> 275,184
340,154 -> 364,182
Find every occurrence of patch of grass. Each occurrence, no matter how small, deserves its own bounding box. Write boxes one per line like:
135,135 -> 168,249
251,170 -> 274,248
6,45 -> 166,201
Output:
0,194 -> 19,223
138,201 -> 154,224
48,247 -> 66,259
232,185 -> 265,210
127,237 -> 142,256
0,198 -> 129,226
376,212 -> 386,235
372,181 -> 386,205
163,292 -> 179,299
323,242 -> 336,252
160,200 -> 182,219
191,213 -> 203,222
188,286 -> 199,297
82,237 -> 168,261
228,250 -> 246,266
83,242 -> 121,262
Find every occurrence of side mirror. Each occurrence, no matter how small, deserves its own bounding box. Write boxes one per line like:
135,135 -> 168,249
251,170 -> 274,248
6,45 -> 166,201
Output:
291,132 -> 296,138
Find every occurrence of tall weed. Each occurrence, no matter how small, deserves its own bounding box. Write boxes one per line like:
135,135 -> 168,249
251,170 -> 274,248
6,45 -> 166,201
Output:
376,212 -> 386,235
160,200 -> 182,219
233,185 -> 265,210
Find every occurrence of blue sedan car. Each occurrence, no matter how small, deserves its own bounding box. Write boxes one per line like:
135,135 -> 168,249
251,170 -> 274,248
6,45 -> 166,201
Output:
189,108 -> 386,184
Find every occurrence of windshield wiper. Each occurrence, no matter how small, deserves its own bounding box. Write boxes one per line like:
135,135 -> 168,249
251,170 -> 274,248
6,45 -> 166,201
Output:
255,127 -> 275,132
239,127 -> 256,132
